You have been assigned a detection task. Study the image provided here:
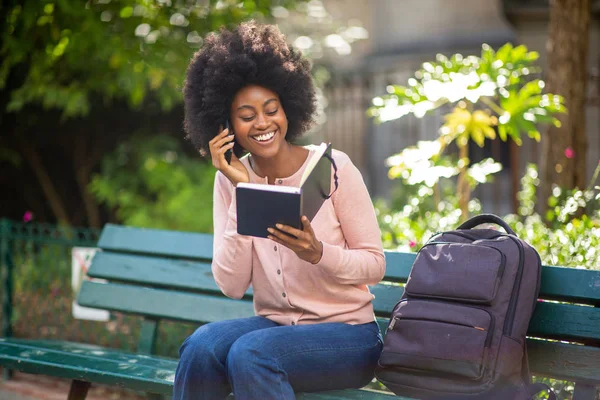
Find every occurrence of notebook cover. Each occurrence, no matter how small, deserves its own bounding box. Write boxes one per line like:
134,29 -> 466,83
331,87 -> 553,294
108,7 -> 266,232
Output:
235,143 -> 332,238
236,188 -> 302,238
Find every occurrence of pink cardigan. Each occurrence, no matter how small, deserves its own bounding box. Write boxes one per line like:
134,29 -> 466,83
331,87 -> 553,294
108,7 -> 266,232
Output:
211,146 -> 386,326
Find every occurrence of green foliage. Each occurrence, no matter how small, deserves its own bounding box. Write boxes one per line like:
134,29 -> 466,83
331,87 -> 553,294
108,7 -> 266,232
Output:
12,243 -> 71,293
504,163 -> 600,269
376,195 -> 483,252
368,43 -> 565,136
376,162 -> 600,271
386,139 -> 503,189
89,135 -> 215,232
1,0 -> 300,118
367,43 -> 566,216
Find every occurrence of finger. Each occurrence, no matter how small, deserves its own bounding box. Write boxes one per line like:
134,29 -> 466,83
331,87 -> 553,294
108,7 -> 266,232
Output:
268,227 -> 300,246
217,142 -> 235,155
301,216 -> 314,235
275,223 -> 305,239
213,134 -> 234,150
208,127 -> 230,145
267,232 -> 294,250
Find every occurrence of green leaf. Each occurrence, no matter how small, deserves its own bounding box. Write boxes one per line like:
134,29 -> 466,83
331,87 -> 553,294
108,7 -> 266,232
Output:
495,43 -> 513,63
119,6 -> 133,18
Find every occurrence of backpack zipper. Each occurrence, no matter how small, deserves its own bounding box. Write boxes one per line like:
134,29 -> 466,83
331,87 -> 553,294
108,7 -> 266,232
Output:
389,299 -> 495,348
503,235 -> 525,336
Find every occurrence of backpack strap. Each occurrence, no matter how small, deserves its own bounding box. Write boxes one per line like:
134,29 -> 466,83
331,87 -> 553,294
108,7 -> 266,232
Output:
517,341 -> 556,400
515,383 -> 556,400
457,214 -> 516,235
322,152 -> 339,199
521,340 -> 532,385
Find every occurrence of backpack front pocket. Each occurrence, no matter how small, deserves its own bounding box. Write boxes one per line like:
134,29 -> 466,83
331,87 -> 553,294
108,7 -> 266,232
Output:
379,300 -> 493,380
405,242 -> 505,304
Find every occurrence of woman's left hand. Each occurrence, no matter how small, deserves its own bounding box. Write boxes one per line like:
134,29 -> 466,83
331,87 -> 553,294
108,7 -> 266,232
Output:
268,216 -> 323,264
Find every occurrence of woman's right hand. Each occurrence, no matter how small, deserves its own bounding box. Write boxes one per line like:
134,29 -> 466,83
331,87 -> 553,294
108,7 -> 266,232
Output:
208,126 -> 249,187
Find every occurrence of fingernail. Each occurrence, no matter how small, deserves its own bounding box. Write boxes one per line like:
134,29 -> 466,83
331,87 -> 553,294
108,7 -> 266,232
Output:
267,228 -> 273,233
276,224 -> 282,229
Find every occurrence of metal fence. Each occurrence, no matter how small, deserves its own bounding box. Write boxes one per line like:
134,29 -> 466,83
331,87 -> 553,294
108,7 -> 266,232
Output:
0,218 -> 194,359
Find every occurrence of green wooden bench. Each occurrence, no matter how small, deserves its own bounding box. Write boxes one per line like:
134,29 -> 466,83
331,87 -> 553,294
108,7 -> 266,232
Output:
0,223 -> 599,400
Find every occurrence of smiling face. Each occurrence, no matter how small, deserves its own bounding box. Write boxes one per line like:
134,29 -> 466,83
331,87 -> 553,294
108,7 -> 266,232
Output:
230,85 -> 288,160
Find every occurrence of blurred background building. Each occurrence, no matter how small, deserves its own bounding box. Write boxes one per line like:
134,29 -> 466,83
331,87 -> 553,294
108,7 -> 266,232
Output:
315,0 -> 600,215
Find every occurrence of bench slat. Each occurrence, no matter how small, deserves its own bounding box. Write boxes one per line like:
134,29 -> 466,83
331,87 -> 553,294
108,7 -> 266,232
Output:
383,255 -> 600,305
0,339 -> 398,399
77,281 -> 254,323
95,225 -> 599,305
538,267 -> 600,305
88,252 -> 235,294
78,279 -> 599,343
528,302 -> 600,342
89,252 -> 600,312
97,224 -> 213,260
528,339 -> 600,384
0,338 -> 177,395
374,322 -> 600,385
372,287 -> 600,342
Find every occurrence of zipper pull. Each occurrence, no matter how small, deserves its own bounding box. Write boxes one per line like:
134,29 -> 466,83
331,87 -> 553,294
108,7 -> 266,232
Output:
388,317 -> 399,331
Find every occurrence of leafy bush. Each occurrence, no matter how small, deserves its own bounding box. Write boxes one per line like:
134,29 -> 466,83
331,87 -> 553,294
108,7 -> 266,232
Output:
506,163 -> 600,269
90,134 -> 215,232
368,43 -> 565,219
377,162 -> 600,271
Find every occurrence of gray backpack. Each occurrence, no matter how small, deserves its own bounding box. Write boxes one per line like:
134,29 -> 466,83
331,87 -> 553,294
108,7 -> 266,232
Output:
375,214 -> 554,400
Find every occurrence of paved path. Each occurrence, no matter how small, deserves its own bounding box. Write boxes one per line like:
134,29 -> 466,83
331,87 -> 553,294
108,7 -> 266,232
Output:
0,390 -> 37,400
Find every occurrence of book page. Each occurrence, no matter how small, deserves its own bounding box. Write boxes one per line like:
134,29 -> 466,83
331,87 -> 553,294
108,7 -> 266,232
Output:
236,182 -> 301,194
300,143 -> 328,186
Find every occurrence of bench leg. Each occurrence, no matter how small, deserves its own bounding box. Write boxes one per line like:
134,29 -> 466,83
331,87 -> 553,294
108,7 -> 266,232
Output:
67,379 -> 91,400
573,383 -> 597,400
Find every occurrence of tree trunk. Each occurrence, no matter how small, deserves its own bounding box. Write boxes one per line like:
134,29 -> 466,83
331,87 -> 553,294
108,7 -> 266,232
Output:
540,0 -> 590,212
16,137 -> 72,226
72,134 -> 103,228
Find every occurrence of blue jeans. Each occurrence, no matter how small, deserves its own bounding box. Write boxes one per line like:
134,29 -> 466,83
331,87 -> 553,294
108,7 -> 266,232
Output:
172,316 -> 383,400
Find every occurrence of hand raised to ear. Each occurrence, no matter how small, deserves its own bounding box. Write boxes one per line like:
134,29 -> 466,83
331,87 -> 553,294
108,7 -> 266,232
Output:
267,216 -> 323,264
208,126 -> 249,187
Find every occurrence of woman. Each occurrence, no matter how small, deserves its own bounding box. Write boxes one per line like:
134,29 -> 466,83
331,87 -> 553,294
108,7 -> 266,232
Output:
174,21 -> 385,400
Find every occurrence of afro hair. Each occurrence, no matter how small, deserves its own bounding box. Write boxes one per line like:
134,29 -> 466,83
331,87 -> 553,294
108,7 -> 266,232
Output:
183,21 -> 317,157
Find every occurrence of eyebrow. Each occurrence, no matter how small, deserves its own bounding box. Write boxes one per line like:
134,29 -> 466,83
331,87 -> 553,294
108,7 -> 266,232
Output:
236,98 -> 278,111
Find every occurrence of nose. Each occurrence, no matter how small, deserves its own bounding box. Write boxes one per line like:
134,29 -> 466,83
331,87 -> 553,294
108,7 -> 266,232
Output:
253,113 -> 270,130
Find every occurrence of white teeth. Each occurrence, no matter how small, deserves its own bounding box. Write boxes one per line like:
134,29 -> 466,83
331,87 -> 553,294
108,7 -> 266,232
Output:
253,131 -> 275,142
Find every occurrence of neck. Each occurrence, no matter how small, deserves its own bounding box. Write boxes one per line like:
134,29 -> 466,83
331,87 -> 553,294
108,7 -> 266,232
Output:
250,143 -> 308,184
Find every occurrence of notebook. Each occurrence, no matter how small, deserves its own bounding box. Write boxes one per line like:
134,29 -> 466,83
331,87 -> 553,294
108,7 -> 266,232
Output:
236,143 -> 336,238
